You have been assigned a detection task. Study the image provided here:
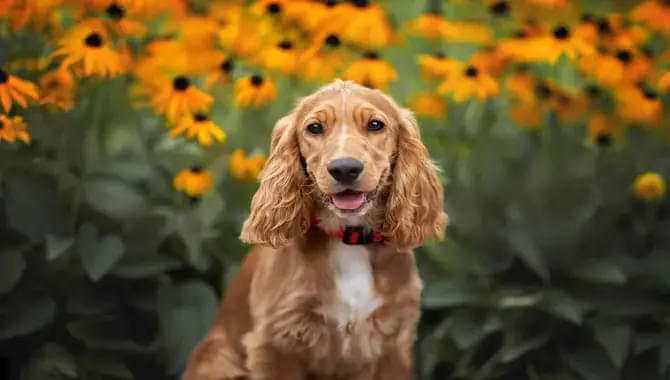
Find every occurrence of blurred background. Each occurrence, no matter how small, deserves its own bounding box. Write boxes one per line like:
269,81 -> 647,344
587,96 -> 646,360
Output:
1,0 -> 669,379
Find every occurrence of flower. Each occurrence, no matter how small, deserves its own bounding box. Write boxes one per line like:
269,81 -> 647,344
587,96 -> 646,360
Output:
205,57 -> 234,88
438,65 -> 499,102
52,20 -> 125,77
633,172 -> 666,201
632,1 -> 670,34
0,69 -> 39,112
174,167 -> 213,198
338,1 -> 394,49
441,21 -> 493,44
263,40 -> 299,74
408,92 -> 447,120
417,53 -> 462,80
407,13 -> 450,40
234,75 -> 277,108
343,52 -> 397,90
500,25 -> 595,63
103,1 -> 147,37
659,71 -> 670,92
506,70 -> 536,104
0,114 -> 30,144
579,53 -> 625,87
39,68 -> 75,111
615,85 -> 662,126
170,113 -> 226,146
229,149 -> 267,182
151,76 -> 214,122
588,113 -> 616,146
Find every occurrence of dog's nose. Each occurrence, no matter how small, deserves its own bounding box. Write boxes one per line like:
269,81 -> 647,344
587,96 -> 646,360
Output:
328,158 -> 363,184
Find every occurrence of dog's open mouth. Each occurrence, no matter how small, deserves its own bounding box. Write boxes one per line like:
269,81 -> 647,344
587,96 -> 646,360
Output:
331,190 -> 367,212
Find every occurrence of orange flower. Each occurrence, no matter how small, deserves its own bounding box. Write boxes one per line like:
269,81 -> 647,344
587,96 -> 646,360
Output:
229,149 -> 267,182
171,113 -> 226,146
659,71 -> 670,92
39,68 -> 75,111
407,13 -> 449,40
0,69 -> 39,113
234,75 -> 277,108
632,0 -> 670,34
438,65 -> 499,102
0,114 -> 31,144
174,167 -> 213,198
343,52 -> 398,90
615,85 -> 662,126
408,92 -> 447,120
417,53 -> 462,80
151,77 -> 213,122
263,40 -> 299,74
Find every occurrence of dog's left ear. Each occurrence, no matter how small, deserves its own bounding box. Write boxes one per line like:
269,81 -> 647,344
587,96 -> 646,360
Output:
240,114 -> 312,248
383,108 -> 448,249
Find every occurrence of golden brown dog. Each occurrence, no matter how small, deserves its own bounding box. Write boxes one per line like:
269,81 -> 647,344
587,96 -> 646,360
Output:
182,80 -> 447,380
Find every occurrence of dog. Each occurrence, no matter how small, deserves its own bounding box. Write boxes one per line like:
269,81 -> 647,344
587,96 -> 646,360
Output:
182,80 -> 447,380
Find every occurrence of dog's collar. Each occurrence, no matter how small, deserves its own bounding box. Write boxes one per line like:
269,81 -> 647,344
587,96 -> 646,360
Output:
312,217 -> 385,245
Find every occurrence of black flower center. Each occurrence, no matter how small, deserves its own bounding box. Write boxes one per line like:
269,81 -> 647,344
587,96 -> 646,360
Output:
536,83 -> 552,99
363,51 -> 379,60
585,84 -> 601,99
553,25 -> 570,40
266,2 -> 281,14
325,0 -> 337,7
581,13 -> 595,23
278,40 -> 293,50
325,34 -> 341,48
643,88 -> 658,100
0,69 -> 8,84
351,0 -> 369,8
250,75 -> 264,87
615,49 -> 632,63
84,32 -> 104,48
219,58 -> 234,73
46,79 -> 60,89
190,166 -> 203,173
434,51 -> 446,59
465,66 -> 479,77
490,1 -> 509,16
0,121 -> 4,129
106,3 -> 125,20
194,113 -> 208,122
597,19 -> 612,35
173,76 -> 190,91
663,0 -> 670,6
596,133 -> 611,147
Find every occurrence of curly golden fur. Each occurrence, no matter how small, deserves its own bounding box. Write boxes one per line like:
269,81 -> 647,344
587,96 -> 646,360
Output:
182,80 -> 447,380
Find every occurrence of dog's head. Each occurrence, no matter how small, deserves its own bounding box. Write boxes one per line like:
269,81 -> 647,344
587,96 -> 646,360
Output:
240,80 -> 447,249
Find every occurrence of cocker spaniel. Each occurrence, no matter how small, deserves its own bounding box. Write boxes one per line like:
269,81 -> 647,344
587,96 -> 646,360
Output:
182,80 -> 447,380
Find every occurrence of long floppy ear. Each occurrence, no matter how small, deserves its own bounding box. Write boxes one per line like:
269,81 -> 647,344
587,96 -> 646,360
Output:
239,114 -> 312,248
383,109 -> 448,249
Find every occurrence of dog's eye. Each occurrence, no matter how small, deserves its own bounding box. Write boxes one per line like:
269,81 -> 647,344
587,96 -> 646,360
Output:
368,120 -> 385,132
306,122 -> 324,135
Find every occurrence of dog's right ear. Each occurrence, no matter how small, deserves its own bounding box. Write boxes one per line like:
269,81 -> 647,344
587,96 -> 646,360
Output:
240,114 -> 312,248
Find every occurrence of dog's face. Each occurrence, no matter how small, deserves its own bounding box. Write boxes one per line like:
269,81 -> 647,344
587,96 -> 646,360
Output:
296,86 -> 399,218
241,80 -> 447,249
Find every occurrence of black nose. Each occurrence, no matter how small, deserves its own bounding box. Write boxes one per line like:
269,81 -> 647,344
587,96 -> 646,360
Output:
327,158 -> 363,184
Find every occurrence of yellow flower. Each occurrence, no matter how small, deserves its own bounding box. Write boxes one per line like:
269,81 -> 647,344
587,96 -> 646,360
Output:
103,1 -> 147,37
506,71 -> 536,104
633,172 -> 666,202
205,57 -> 234,88
408,92 -> 447,120
632,0 -> 670,34
52,20 -> 125,78
0,69 -> 39,113
39,68 -> 75,111
500,25 -> 594,64
417,53 -> 462,80
234,75 -> 277,108
579,53 -> 625,88
615,85 -> 662,126
343,52 -> 397,90
588,113 -> 616,146
151,76 -> 214,122
338,1 -> 394,49
659,72 -> 670,92
407,13 -> 449,40
170,113 -> 226,146
441,21 -> 493,44
263,40 -> 299,75
438,65 -> 499,102
0,114 -> 30,144
511,101 -> 542,129
229,149 -> 267,182
174,168 -> 213,198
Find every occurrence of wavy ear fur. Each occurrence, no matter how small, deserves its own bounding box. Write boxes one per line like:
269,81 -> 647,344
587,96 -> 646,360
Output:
383,109 -> 448,249
240,114 -> 312,248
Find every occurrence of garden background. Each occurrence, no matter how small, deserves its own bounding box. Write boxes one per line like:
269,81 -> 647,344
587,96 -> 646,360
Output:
1,0 -> 670,379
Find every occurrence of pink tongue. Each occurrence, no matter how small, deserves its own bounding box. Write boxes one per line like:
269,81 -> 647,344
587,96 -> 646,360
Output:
332,192 -> 366,210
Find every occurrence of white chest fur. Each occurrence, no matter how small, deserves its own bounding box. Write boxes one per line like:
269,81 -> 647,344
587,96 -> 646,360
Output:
332,243 -> 382,328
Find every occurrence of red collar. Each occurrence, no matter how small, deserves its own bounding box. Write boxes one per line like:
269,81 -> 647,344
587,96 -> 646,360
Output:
312,217 -> 385,245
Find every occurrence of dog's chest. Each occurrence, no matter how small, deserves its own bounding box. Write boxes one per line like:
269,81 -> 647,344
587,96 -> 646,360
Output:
331,244 -> 382,328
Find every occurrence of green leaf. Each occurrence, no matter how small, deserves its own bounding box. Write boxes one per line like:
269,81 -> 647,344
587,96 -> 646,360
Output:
503,228 -> 550,283
66,286 -> 118,316
0,250 -> 26,295
23,344 -> 78,380
82,177 -> 147,219
76,223 -> 125,282
448,311 -> 489,350
593,321 -> 632,369
112,254 -> 182,279
501,327 -> 551,363
67,316 -> 160,353
538,290 -> 584,324
659,335 -> 670,376
423,280 -> 484,309
46,234 -> 74,260
562,343 -> 618,380
176,210 -> 209,270
571,260 -> 626,285
0,296 -> 56,339
78,351 -> 132,379
158,280 -> 218,374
